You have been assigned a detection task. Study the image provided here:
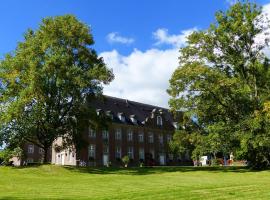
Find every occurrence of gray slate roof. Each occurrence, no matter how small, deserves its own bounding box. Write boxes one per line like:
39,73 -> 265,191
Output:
90,95 -> 175,126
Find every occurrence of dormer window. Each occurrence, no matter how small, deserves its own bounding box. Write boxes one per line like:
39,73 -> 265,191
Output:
157,116 -> 163,126
106,111 -> 113,120
130,115 -> 137,124
118,113 -> 125,122
96,109 -> 102,116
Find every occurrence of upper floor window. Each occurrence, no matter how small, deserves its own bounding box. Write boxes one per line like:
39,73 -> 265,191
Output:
157,116 -> 163,126
102,130 -> 109,139
159,134 -> 163,144
39,148 -> 44,154
28,144 -> 34,154
89,127 -> 96,138
167,134 -> 172,143
115,128 -> 122,140
148,132 -> 154,143
127,130 -> 133,141
138,132 -> 144,143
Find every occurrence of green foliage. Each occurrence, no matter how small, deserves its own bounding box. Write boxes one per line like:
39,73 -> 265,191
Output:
122,156 -> 130,167
168,1 -> 270,169
0,15 -> 114,162
0,147 -> 23,165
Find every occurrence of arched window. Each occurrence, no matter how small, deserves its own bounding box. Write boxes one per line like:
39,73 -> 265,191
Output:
157,116 -> 163,126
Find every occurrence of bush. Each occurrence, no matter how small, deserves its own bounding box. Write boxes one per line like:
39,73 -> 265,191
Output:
0,147 -> 24,166
122,156 -> 130,167
211,158 -> 223,166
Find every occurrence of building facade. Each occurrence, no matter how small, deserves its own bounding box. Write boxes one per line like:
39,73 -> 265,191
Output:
51,96 -> 189,166
22,96 -> 191,166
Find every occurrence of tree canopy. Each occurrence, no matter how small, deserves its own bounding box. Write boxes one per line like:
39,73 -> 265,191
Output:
168,1 -> 270,169
0,15 -> 114,162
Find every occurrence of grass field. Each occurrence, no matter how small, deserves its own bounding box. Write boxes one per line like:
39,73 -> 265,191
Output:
0,165 -> 270,200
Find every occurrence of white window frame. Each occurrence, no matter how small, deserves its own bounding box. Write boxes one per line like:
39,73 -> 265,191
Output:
127,147 -> 134,159
88,144 -> 96,159
148,132 -> 154,143
27,158 -> 34,163
39,147 -> 44,154
167,134 -> 172,143
115,146 -> 121,159
127,130 -> 133,141
89,127 -> 96,138
138,132 -> 144,143
115,129 -> 122,140
157,116 -> 163,126
102,130 -> 109,139
159,134 -> 163,144
28,144 -> 34,154
139,148 -> 145,160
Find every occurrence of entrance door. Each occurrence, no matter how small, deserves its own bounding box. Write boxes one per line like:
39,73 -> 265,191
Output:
159,154 -> 166,165
103,154 -> 109,166
61,153 -> 65,165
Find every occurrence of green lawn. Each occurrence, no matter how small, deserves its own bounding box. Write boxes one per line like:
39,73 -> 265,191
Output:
0,165 -> 269,199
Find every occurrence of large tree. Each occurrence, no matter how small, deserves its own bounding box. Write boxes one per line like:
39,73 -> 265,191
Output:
168,1 -> 270,168
0,15 -> 114,162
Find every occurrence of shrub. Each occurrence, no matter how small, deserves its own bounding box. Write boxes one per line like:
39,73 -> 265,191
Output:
122,156 -> 130,167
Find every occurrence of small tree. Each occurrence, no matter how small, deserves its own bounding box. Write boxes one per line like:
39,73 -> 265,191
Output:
122,156 -> 130,167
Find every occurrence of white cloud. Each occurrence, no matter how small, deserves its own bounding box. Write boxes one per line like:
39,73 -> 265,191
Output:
100,48 -> 179,108
153,28 -> 197,48
107,32 -> 134,44
101,28 -> 196,108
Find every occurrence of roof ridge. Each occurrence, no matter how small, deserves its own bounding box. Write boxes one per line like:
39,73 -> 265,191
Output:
103,95 -> 169,110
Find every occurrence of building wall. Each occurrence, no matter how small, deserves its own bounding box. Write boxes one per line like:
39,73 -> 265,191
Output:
51,120 -> 176,167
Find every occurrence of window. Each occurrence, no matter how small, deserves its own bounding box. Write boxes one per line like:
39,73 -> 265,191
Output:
127,147 -> 134,159
39,148 -> 44,154
139,148 -> 145,160
118,113 -> 125,122
103,145 -> 109,154
28,144 -> 34,154
88,144 -> 96,159
169,154 -> 174,160
167,134 -> 172,143
115,146 -> 121,159
138,132 -> 144,143
150,149 -> 155,159
159,134 -> 163,144
148,132 -> 154,143
157,116 -> 163,126
127,130 -> 133,141
89,128 -> 96,138
102,130 -> 109,139
27,158 -> 34,163
115,129 -> 122,140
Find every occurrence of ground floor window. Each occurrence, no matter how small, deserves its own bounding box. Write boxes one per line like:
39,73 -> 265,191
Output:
139,148 -> 144,160
127,147 -> 134,159
88,144 -> 96,160
115,146 -> 121,159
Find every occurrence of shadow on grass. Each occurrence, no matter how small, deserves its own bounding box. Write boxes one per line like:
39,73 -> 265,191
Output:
62,165 -> 260,175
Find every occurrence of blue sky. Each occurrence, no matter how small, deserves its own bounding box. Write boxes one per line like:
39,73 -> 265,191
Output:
1,0 -> 270,107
